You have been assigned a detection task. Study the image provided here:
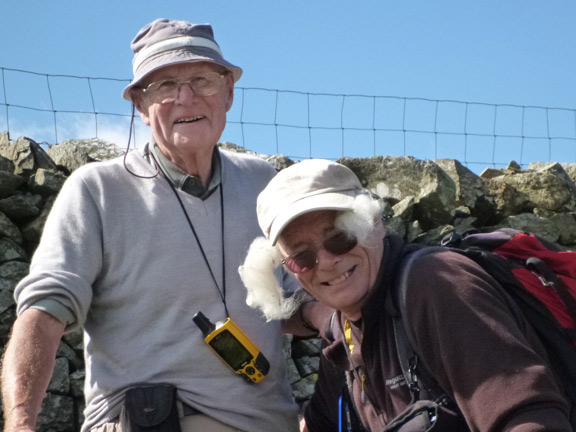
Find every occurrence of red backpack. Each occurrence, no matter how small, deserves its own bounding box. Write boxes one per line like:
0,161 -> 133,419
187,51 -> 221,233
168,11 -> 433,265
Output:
444,228 -> 576,340
392,228 -> 576,428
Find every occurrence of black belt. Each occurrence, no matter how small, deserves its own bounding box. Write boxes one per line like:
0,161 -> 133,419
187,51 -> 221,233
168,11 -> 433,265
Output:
182,404 -> 202,416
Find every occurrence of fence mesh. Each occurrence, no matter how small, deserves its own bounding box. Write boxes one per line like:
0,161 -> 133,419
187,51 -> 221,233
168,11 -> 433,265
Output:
2,66 -> 575,172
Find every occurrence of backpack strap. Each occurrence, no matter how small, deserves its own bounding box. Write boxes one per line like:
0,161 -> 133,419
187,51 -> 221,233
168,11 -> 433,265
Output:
341,371 -> 368,432
389,247 -> 454,406
392,305 -> 448,404
525,257 -> 576,329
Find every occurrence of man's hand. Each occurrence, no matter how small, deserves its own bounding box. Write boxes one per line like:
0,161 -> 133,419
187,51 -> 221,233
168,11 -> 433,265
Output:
282,299 -> 334,338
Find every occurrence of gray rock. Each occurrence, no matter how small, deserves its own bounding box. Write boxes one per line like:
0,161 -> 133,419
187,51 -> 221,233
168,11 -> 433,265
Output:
0,211 -> 23,244
548,213 -> 576,245
479,167 -> 507,179
406,220 -> 424,243
529,161 -> 576,183
0,288 -> 15,316
506,160 -> 523,172
342,156 -> 457,230
0,155 -> 16,173
0,237 -> 28,262
0,307 -> 16,344
0,171 -> 25,199
70,370 -> 86,398
265,154 -> 295,171
285,358 -> 301,385
486,163 -> 576,215
435,158 -> 497,224
453,216 -> 478,234
0,261 -> 29,282
292,338 -> 322,358
0,262 -> 29,313
0,193 -> 41,220
47,138 -> 124,173
218,141 -> 258,155
493,213 -> 560,243
483,177 -> 532,218
62,328 -> 84,354
291,374 -> 317,402
37,393 -> 75,432
294,355 -> 321,377
47,357 -> 70,394
384,216 -> 407,238
560,163 -> 576,182
29,168 -> 66,196
0,131 -> 10,146
21,195 -> 55,247
56,340 -> 84,371
391,196 -> 416,222
413,224 -> 455,245
0,137 -> 57,176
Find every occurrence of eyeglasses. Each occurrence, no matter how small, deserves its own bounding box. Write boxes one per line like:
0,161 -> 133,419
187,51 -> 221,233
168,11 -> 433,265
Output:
142,72 -> 227,104
281,231 -> 358,274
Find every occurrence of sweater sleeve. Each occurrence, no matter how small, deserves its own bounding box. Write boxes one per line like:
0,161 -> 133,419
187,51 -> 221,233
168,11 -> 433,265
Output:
15,165 -> 103,332
404,250 -> 572,432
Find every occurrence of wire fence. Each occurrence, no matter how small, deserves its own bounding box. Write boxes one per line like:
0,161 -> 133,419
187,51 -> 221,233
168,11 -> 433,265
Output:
2,66 -> 576,172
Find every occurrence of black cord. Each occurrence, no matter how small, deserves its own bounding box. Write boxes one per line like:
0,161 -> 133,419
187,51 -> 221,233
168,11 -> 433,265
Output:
164,170 -> 229,317
122,105 -> 228,316
122,104 -> 159,179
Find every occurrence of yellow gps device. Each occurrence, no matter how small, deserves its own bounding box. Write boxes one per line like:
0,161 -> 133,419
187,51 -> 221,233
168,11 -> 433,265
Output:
193,311 -> 270,383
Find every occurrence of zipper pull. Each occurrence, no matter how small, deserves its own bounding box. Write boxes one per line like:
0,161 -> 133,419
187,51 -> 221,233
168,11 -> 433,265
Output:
361,373 -> 366,404
531,270 -> 552,286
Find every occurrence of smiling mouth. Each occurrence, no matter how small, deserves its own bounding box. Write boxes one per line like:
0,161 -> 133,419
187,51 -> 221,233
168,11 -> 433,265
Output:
322,265 -> 357,286
175,116 -> 205,124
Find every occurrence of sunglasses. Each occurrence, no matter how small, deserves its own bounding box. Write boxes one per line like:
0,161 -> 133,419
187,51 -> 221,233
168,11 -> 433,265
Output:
281,231 -> 358,274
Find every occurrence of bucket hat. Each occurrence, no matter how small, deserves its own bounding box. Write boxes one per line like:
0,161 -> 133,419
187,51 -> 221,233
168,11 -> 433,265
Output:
123,18 -> 242,101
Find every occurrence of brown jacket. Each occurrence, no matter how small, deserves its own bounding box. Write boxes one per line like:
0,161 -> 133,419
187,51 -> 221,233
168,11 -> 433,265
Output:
304,234 -> 572,431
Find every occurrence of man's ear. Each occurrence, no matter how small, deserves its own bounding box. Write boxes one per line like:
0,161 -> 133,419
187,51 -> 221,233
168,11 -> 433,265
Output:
224,74 -> 235,112
131,90 -> 152,126
136,107 -> 151,126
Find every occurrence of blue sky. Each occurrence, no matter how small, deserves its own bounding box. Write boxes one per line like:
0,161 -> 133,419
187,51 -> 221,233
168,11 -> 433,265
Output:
0,1 -> 574,171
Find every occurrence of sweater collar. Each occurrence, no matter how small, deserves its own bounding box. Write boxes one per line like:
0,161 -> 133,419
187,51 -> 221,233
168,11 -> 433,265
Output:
148,138 -> 222,199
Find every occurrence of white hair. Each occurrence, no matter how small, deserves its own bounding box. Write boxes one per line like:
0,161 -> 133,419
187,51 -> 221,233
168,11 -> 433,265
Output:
238,237 -> 300,321
238,192 -> 383,321
334,192 -> 384,246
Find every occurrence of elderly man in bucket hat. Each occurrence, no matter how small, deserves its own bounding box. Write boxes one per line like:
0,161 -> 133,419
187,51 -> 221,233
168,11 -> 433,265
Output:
239,159 -> 573,431
2,19 -> 299,432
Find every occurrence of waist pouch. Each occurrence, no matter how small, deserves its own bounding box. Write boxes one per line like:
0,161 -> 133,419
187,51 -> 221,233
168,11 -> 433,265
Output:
383,400 -> 469,432
125,384 -> 181,432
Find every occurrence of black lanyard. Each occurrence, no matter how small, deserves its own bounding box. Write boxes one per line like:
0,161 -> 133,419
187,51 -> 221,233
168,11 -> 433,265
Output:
162,167 -> 229,318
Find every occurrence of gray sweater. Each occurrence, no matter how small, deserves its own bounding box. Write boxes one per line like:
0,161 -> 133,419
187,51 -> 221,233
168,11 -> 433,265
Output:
15,148 -> 299,432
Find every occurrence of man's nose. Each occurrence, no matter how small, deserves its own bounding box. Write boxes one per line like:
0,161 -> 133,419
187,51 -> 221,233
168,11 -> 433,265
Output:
315,247 -> 341,270
175,82 -> 198,102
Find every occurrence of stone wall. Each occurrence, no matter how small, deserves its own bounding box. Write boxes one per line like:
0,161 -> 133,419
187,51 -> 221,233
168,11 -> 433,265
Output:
0,132 -> 575,431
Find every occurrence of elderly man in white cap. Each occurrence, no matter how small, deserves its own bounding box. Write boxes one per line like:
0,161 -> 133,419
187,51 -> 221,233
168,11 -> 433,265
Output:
2,19 -> 299,432
240,159 -> 573,432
